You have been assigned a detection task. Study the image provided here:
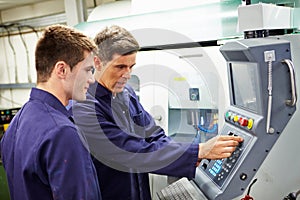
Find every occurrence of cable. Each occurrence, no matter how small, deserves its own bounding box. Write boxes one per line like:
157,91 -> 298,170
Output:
17,25 -> 32,83
2,24 -> 19,83
0,94 -> 23,107
247,178 -> 257,196
18,25 -> 39,38
283,188 -> 300,200
241,178 -> 257,200
1,24 -> 18,108
198,123 -> 218,133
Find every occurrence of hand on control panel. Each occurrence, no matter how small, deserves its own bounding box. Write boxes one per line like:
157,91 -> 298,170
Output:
198,135 -> 243,161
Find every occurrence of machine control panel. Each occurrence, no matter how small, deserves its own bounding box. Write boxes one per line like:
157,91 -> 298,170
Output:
193,38 -> 297,200
158,37 -> 297,200
0,108 -> 20,124
0,108 -> 21,138
200,127 -> 252,188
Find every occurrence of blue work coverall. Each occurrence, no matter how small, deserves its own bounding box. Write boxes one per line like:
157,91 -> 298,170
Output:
0,88 -> 101,200
72,82 -> 199,200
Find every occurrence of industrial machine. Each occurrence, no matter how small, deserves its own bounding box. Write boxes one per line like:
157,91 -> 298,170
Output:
167,51 -> 219,144
133,45 -> 227,142
200,37 -> 296,199
74,1 -> 300,198
0,108 -> 20,138
0,107 -> 20,200
157,37 -> 297,200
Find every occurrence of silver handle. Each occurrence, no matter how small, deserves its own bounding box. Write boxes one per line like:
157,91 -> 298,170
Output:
282,59 -> 297,106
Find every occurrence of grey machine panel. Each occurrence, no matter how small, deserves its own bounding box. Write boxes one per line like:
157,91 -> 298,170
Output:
194,37 -> 297,200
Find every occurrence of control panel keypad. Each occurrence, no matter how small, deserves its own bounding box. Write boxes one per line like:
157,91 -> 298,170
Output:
200,130 -> 250,188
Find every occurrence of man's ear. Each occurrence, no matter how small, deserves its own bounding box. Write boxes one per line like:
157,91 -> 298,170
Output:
94,56 -> 102,71
55,61 -> 68,78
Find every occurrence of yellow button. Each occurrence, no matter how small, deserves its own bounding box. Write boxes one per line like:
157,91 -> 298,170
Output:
233,115 -> 239,122
247,119 -> 254,129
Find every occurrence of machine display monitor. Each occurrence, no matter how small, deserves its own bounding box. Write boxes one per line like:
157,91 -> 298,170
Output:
229,62 -> 261,113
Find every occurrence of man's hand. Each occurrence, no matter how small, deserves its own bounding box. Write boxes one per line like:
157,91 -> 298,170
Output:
198,135 -> 243,160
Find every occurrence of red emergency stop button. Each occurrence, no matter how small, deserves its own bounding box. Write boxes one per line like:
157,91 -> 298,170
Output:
239,117 -> 248,127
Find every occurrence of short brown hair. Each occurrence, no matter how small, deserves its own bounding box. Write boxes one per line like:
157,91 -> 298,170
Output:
94,25 -> 140,65
35,24 -> 97,83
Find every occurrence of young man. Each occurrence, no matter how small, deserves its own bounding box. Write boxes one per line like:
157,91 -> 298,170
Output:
72,25 -> 243,200
0,24 -> 101,200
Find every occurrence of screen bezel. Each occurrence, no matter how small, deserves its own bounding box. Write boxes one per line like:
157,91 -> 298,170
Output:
228,62 -> 262,114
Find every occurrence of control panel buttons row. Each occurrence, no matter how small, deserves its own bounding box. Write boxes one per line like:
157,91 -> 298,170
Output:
225,111 -> 254,130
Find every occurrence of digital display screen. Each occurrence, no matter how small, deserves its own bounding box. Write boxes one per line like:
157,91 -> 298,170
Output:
229,62 -> 261,113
